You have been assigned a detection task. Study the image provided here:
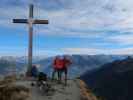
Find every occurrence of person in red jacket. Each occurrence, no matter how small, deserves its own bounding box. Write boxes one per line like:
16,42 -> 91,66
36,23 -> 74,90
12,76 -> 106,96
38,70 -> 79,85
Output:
52,56 -> 63,82
61,55 -> 72,85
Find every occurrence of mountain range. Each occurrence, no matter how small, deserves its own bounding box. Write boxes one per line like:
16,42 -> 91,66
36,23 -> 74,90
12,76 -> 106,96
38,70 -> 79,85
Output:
37,55 -> 127,77
0,55 -> 127,78
81,56 -> 133,100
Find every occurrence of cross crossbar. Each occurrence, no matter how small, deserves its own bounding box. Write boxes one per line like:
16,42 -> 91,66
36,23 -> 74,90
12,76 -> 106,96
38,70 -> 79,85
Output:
13,19 -> 49,24
13,19 -> 28,23
34,19 -> 49,24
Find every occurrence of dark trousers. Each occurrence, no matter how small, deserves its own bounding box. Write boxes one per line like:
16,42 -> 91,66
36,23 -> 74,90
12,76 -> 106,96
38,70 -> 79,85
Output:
60,67 -> 68,85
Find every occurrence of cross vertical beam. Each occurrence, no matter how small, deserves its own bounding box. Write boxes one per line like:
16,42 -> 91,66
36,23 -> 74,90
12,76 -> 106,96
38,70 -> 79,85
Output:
29,4 -> 33,18
27,4 -> 34,75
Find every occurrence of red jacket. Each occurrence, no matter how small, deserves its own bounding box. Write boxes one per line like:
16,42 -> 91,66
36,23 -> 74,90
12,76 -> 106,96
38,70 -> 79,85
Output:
53,58 -> 63,69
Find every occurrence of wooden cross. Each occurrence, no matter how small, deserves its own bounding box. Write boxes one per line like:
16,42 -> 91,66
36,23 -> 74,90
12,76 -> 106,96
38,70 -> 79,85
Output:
13,4 -> 49,76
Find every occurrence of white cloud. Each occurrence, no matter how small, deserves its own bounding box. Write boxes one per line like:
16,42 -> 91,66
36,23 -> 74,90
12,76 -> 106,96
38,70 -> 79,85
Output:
62,47 -> 133,55
62,48 -> 103,55
33,49 -> 61,56
1,0 -> 133,34
108,34 -> 133,45
1,0 -> 133,56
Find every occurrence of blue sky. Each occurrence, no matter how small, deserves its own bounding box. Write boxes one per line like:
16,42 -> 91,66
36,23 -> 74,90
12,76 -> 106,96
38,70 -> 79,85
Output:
0,0 -> 133,56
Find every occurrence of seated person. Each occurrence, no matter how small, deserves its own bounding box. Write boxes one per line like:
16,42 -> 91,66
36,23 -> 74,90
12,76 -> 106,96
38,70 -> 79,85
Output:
31,65 -> 39,78
31,71 -> 47,86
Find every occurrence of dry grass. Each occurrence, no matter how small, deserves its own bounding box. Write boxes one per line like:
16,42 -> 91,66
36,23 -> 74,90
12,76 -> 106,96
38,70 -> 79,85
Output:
79,80 -> 98,100
0,75 -> 31,100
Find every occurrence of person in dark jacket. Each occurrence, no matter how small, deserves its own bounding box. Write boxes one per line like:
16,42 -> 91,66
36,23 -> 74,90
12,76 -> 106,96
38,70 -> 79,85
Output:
61,56 -> 72,85
31,65 -> 39,78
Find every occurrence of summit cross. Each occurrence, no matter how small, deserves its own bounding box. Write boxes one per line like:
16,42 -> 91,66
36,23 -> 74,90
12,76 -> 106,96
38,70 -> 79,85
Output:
13,4 -> 49,75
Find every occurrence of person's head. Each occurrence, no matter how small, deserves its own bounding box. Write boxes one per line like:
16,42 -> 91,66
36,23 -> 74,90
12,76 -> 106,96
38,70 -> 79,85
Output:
55,55 -> 60,59
63,55 -> 68,59
32,65 -> 36,68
